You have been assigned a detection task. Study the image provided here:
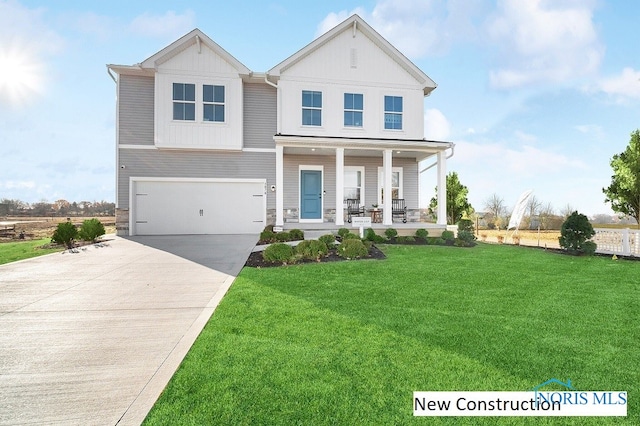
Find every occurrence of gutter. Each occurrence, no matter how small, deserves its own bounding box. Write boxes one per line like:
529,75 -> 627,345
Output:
419,143 -> 455,174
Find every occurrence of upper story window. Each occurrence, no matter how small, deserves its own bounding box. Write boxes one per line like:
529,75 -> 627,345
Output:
384,96 -> 403,130
173,83 -> 195,121
344,93 -> 363,127
203,85 -> 225,122
302,90 -> 322,126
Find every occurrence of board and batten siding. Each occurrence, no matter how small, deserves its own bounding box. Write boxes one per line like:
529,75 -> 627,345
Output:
243,83 -> 276,149
283,155 -> 418,210
118,75 -> 154,146
118,149 -> 275,209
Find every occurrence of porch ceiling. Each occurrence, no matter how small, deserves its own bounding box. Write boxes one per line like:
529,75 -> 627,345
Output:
275,134 -> 453,161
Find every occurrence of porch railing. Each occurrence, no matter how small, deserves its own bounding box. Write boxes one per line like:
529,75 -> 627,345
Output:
593,228 -> 640,256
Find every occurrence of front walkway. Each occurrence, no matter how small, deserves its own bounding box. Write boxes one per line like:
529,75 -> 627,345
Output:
0,235 -> 256,426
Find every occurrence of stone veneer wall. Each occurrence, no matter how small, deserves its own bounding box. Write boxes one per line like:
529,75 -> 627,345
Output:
115,208 -> 129,236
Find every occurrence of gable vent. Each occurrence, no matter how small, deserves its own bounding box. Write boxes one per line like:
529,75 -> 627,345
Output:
350,48 -> 357,68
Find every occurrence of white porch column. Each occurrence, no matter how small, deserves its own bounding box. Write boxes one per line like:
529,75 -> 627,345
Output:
276,145 -> 284,226
383,149 -> 393,225
335,148 -> 345,226
437,151 -> 447,225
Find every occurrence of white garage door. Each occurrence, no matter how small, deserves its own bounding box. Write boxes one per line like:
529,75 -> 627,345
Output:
131,179 -> 265,235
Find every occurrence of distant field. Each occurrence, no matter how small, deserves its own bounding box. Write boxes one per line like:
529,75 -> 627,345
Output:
0,216 -> 115,240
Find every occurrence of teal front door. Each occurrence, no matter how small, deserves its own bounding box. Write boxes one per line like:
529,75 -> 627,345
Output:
300,170 -> 322,220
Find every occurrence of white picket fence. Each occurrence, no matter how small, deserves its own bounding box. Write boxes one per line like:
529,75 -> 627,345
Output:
593,228 -> 640,256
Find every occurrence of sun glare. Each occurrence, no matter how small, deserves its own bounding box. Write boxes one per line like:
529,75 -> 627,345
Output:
0,46 -> 43,106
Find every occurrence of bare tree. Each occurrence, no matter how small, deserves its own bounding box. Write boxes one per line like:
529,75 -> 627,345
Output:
539,202 -> 556,230
483,193 -> 507,229
560,203 -> 575,218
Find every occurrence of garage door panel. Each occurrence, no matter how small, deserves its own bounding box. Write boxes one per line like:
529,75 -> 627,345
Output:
133,180 -> 265,235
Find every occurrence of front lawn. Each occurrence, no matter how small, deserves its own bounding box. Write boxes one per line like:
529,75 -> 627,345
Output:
144,244 -> 639,425
0,238 -> 61,265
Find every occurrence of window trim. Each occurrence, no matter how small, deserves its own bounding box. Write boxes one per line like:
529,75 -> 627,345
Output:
203,84 -> 225,123
172,83 -> 196,121
383,95 -> 403,130
302,90 -> 322,126
344,93 -> 364,128
377,167 -> 403,206
343,166 -> 365,208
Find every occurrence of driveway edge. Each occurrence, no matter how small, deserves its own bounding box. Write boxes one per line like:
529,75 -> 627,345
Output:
116,274 -> 237,425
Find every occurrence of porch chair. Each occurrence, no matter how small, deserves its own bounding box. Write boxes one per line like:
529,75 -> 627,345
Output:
392,198 -> 407,223
346,198 -> 365,223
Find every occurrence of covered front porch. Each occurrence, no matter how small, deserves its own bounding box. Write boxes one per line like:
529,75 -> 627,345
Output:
274,134 -> 453,227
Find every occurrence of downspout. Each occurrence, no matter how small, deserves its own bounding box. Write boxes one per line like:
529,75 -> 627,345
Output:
107,66 -> 117,83
419,143 -> 455,174
264,73 -> 280,134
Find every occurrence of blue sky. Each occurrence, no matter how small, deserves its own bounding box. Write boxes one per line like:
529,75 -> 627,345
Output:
1,0 -> 639,217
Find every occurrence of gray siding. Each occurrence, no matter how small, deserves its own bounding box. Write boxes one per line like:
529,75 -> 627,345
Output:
243,83 -> 276,149
283,155 -> 418,210
118,75 -> 154,146
118,149 -> 275,208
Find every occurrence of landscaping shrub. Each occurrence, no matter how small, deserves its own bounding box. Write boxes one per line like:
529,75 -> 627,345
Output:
78,218 -> 105,242
364,228 -> 385,243
559,211 -> 595,254
318,234 -> 336,249
441,230 -> 455,242
397,236 -> 415,244
295,239 -> 328,260
456,230 -> 476,247
263,224 -> 274,232
342,232 -> 360,240
582,240 -> 597,256
415,228 -> 428,239
288,229 -> 304,241
384,228 -> 398,239
259,229 -> 276,243
337,228 -> 350,238
262,243 -> 295,263
435,237 -> 446,245
275,232 -> 292,242
457,219 -> 474,234
51,221 -> 78,249
338,238 -> 368,259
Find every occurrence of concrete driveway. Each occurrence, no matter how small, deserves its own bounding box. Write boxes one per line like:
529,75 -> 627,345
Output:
0,234 -> 257,426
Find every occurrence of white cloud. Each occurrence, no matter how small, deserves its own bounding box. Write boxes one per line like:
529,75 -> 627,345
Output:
514,130 -> 537,144
129,9 -> 196,39
485,0 -> 603,89
424,108 -> 451,140
1,180 -> 35,190
316,0 -> 480,58
454,140 -> 586,178
595,67 -> 640,102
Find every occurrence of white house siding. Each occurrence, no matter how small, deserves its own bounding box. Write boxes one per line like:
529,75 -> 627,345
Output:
118,75 -> 154,146
118,149 -> 275,209
277,27 -> 425,139
283,154 -> 418,215
154,42 -> 244,150
243,83 -> 276,149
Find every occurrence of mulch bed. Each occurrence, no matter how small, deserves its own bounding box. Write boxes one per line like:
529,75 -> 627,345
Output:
245,245 -> 386,268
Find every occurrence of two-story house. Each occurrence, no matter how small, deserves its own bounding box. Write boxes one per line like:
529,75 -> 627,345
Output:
107,14 -> 453,236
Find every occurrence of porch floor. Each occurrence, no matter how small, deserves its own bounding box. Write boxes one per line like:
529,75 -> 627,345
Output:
281,221 -> 449,237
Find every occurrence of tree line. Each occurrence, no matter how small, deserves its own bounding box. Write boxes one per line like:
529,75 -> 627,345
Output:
0,198 -> 115,217
429,129 -> 640,229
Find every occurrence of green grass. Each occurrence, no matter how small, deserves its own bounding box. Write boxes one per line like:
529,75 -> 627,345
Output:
0,238 -> 61,265
144,244 -> 639,425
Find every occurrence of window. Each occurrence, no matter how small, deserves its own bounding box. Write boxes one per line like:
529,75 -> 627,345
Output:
173,83 -> 195,120
378,167 -> 403,205
344,93 -> 363,127
203,85 -> 225,122
344,166 -> 365,206
302,90 -> 322,126
384,96 -> 403,130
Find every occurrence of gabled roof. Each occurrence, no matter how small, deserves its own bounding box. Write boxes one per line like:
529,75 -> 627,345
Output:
268,14 -> 436,96
139,28 -> 251,75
